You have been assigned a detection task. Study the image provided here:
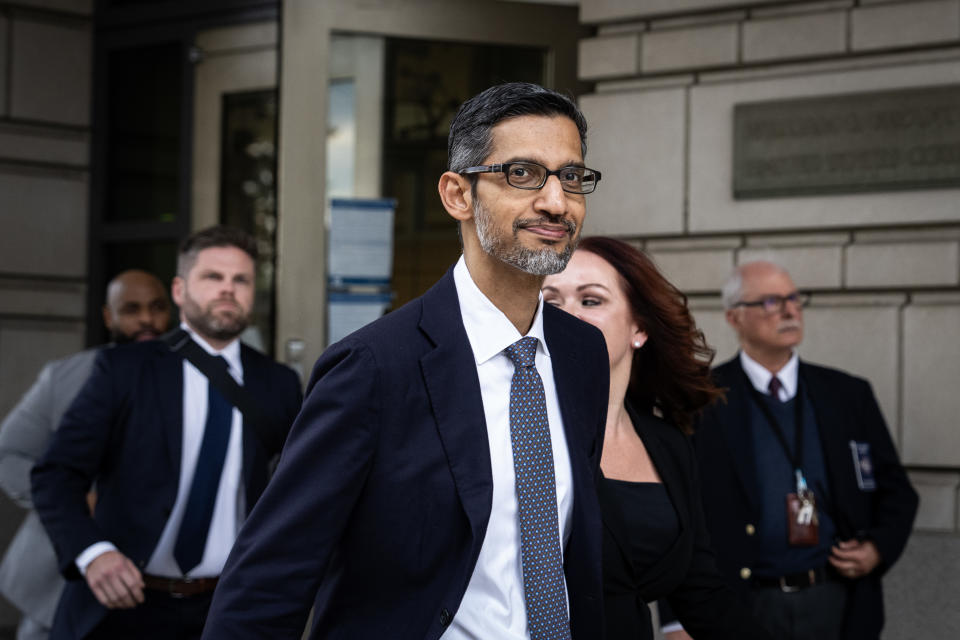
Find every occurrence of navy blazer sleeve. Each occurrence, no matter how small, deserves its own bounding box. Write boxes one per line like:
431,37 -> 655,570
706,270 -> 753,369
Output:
657,435 -> 771,640
31,349 -> 129,578
203,339 -> 381,638
849,377 -> 917,570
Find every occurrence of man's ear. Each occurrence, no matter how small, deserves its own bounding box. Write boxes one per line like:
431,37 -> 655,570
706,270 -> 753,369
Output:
171,276 -> 185,307
725,308 -> 740,331
102,305 -> 113,331
438,171 -> 474,223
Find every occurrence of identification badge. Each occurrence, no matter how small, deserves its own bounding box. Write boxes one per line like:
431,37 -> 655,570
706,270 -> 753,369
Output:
850,440 -> 877,491
786,490 -> 819,546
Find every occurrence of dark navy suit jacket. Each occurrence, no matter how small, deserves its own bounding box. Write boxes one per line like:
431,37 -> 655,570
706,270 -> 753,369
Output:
202,268 -> 610,640
690,356 -> 918,640
31,338 -> 302,640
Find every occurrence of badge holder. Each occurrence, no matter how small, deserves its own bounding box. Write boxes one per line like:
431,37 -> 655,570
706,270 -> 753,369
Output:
786,470 -> 819,547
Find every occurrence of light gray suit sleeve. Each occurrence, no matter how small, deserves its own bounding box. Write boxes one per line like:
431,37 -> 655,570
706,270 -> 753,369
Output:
0,349 -> 98,627
0,362 -> 59,508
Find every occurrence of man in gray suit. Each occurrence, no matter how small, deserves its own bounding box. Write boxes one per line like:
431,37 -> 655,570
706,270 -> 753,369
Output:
0,270 -> 170,640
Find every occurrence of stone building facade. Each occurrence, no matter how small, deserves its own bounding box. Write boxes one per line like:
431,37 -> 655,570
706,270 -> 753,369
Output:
577,1 -> 960,637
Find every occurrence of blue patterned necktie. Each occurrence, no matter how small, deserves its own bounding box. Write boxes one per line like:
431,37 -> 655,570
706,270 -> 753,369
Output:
173,355 -> 234,575
503,336 -> 572,640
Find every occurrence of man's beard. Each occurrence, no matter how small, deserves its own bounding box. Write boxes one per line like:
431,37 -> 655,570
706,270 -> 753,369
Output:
473,198 -> 579,275
111,327 -> 162,344
180,289 -> 249,343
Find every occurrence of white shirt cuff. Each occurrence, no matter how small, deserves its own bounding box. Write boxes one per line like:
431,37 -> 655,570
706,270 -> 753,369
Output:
76,542 -> 119,575
661,621 -> 685,634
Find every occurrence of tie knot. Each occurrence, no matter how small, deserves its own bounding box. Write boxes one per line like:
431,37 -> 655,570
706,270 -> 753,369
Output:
768,376 -> 783,399
212,355 -> 229,371
504,336 -> 538,369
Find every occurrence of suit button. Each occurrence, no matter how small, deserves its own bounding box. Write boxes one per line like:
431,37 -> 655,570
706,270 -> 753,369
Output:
745,523 -> 756,536
740,567 -> 752,580
439,608 -> 452,626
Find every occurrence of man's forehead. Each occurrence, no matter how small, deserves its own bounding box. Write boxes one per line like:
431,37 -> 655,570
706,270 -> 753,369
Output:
741,264 -> 796,293
486,114 -> 583,164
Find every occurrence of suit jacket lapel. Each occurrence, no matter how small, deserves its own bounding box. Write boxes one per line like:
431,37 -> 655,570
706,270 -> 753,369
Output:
239,346 -> 263,498
155,345 -> 185,475
543,305 -> 590,458
714,358 -> 761,513
419,269 -> 494,547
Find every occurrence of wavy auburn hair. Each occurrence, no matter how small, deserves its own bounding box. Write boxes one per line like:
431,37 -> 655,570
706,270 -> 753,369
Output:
576,236 -> 723,433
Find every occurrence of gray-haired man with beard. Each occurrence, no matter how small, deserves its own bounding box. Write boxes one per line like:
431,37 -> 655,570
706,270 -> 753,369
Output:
203,82 -> 610,640
32,226 -> 302,640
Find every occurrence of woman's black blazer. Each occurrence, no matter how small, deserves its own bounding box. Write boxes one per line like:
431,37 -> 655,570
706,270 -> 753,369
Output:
600,406 -> 770,640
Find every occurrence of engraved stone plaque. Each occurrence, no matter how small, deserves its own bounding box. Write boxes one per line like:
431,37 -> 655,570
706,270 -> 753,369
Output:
733,85 -> 960,199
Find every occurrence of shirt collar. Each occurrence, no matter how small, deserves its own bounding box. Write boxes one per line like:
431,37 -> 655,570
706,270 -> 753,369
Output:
453,255 -> 550,366
180,322 -> 243,376
739,349 -> 798,399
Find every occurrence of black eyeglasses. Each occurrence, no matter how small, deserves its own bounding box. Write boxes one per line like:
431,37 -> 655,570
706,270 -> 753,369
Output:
733,292 -> 810,313
459,161 -> 602,194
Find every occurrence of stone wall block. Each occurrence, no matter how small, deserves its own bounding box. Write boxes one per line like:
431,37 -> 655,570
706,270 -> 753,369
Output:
800,303 -> 900,443
852,0 -> 960,52
647,248 -> 735,291
737,245 -> 843,289
687,302 -> 741,363
11,18 -> 91,125
0,324 -> 84,417
902,302 -> 960,466
0,125 -> 89,166
846,241 -> 960,288
743,11 -> 848,62
579,89 -> 685,236
0,172 -> 88,277
641,23 -> 739,73
579,34 -> 640,80
581,0 -> 791,23
909,471 -> 960,532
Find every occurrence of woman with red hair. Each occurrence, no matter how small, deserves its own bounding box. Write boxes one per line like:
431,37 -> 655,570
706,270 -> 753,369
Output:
543,236 -> 768,640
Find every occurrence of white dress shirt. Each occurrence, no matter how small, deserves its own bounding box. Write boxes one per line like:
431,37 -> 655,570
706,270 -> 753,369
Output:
739,350 -> 799,401
441,256 -> 574,640
76,325 -> 246,578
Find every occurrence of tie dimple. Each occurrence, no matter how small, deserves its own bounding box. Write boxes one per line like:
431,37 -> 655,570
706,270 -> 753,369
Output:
503,336 -> 572,640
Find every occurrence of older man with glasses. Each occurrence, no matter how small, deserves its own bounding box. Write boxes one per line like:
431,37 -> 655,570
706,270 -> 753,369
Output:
660,259 -> 917,640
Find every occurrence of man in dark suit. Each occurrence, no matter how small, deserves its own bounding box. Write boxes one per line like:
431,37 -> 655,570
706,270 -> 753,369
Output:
202,82 -> 610,640
663,260 -> 917,640
0,269 -> 170,640
31,226 -> 303,640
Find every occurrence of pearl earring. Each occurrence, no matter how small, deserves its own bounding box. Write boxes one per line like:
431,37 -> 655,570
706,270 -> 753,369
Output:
633,341 -> 642,348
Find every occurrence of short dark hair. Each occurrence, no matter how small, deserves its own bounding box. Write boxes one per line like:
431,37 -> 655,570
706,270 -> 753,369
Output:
447,82 -> 588,174
177,225 -> 258,277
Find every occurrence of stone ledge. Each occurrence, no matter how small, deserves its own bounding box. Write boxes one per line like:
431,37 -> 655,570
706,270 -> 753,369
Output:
650,9 -> 746,30
910,471 -> 960,533
750,1 -> 855,18
854,227 -> 960,243
914,474 -> 960,534
852,0 -> 960,52
745,232 -> 852,247
645,235 -> 742,251
595,74 -> 696,93
911,292 -> 960,305
698,44 -> 960,84
598,21 -> 647,36
647,248 -> 735,291
807,292 -> 908,306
